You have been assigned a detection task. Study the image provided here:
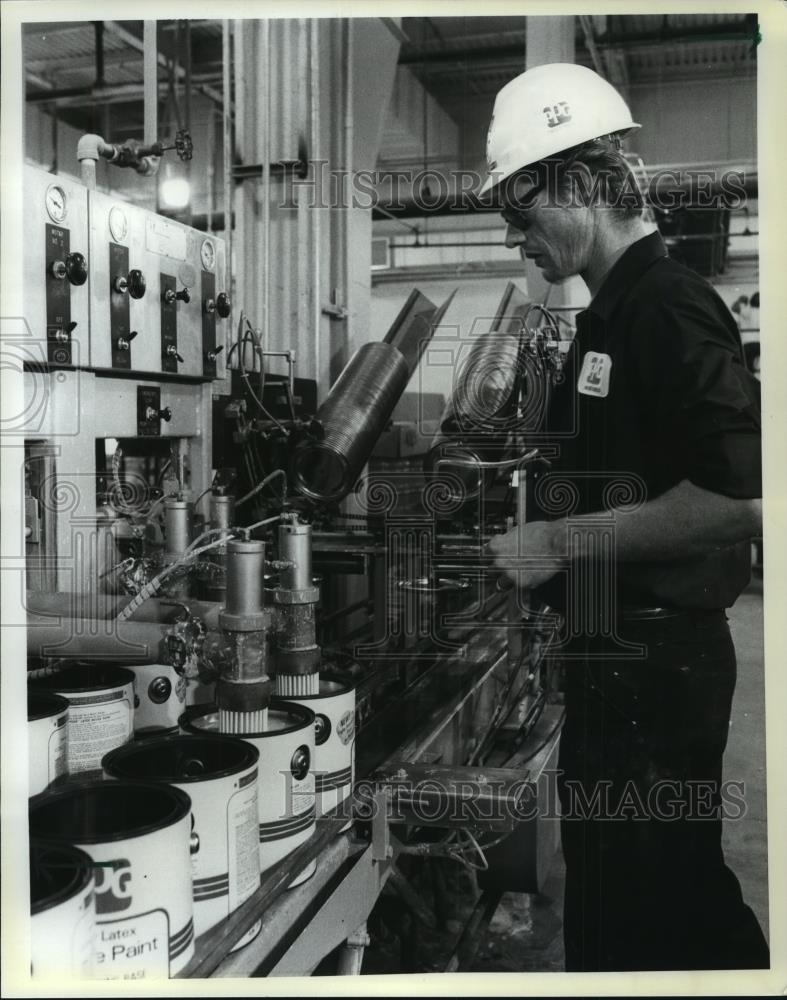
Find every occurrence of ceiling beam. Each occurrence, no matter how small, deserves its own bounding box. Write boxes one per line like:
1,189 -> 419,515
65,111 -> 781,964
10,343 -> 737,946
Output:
103,19 -> 225,108
26,76 -> 222,109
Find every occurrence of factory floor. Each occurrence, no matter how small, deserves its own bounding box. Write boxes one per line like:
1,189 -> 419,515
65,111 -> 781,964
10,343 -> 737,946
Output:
359,575 -> 769,976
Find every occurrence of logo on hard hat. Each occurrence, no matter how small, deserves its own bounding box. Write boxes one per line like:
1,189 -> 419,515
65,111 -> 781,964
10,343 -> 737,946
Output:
543,102 -> 572,128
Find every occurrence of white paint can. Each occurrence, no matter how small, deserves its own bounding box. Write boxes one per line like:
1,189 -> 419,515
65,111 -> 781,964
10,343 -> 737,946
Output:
27,689 -> 69,795
102,735 -> 261,938
29,779 -> 195,979
30,839 -> 95,980
125,664 -> 216,737
32,664 -> 135,776
181,699 -> 317,888
289,674 -> 355,824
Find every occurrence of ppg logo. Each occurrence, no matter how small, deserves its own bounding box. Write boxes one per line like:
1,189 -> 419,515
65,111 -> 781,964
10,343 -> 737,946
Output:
543,102 -> 572,128
94,859 -> 132,914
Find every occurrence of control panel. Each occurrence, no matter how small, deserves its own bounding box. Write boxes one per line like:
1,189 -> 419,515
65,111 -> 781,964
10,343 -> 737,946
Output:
23,166 -> 90,367
25,165 -> 231,381
88,189 -> 230,379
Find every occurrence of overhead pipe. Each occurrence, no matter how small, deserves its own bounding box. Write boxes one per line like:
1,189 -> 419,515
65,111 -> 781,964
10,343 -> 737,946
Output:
310,18 -> 322,392
261,18 -> 272,360
143,21 -> 158,148
222,20 -> 232,285
26,79 -> 220,108
27,614 -> 175,664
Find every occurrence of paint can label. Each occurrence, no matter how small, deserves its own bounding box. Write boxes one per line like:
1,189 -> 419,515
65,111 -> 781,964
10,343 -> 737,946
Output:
48,715 -> 67,783
291,772 -> 315,815
93,909 -> 169,979
227,780 -> 260,909
65,689 -> 133,773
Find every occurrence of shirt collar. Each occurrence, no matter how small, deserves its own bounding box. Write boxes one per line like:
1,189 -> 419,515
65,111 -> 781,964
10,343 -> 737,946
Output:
585,230 -> 668,322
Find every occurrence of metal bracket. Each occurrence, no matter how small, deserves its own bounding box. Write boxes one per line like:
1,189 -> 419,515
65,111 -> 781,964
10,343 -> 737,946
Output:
370,789 -> 393,862
322,288 -> 348,320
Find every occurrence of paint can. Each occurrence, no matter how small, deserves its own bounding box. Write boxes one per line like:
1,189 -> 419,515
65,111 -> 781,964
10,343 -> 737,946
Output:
181,699 -> 317,887
124,662 -> 214,737
27,689 -> 69,795
31,664 -> 135,776
29,779 -> 195,979
102,735 -> 260,938
289,674 -> 355,826
30,839 -> 95,980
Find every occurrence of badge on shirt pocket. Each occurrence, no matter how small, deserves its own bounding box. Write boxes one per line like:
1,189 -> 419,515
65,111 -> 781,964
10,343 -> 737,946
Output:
577,351 -> 612,398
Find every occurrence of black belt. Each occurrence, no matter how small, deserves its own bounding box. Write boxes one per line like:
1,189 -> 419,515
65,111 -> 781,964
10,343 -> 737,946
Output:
619,606 -> 725,621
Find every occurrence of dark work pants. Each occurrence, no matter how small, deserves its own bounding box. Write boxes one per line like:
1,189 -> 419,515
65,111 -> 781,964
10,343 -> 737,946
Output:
557,610 -> 770,972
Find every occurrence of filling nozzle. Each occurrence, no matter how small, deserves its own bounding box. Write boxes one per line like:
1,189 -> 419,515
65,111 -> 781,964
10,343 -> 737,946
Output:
217,538 -> 272,732
272,518 -> 321,696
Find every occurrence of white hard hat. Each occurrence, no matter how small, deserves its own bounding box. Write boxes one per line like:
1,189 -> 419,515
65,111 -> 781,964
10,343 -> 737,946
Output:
480,63 -> 640,196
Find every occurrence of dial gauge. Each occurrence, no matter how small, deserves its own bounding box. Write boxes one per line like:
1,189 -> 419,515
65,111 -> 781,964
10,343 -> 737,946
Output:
200,238 -> 216,272
109,206 -> 128,242
45,185 -> 68,224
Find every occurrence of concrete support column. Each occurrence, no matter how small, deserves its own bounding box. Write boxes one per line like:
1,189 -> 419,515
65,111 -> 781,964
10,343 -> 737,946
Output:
232,18 -> 400,400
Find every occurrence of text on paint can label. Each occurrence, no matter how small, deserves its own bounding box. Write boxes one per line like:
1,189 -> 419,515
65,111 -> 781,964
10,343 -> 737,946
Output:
337,709 -> 355,746
93,909 -> 169,979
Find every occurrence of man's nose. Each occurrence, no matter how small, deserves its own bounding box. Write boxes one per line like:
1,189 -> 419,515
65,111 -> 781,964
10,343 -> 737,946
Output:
505,222 -> 525,249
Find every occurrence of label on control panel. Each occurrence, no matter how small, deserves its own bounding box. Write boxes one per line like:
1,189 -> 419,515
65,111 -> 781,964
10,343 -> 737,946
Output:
146,217 -> 187,261
136,386 -> 162,437
160,274 -> 178,374
202,270 -> 217,378
109,242 -> 132,370
46,224 -> 72,365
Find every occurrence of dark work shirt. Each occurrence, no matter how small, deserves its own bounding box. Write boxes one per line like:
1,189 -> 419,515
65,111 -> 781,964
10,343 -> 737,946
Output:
533,230 -> 762,613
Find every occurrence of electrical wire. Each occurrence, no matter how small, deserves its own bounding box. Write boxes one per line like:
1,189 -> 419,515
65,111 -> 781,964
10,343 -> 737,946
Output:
115,535 -> 232,622
235,468 -> 288,509
241,513 -> 284,534
503,708 -> 564,768
192,484 -> 215,510
238,320 -> 289,435
183,527 -> 236,556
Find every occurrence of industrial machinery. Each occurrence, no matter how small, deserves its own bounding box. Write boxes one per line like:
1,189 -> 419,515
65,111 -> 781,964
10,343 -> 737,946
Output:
21,142 -> 568,979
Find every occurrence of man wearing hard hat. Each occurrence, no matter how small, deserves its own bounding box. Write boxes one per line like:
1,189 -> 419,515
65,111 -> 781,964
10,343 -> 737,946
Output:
484,65 -> 768,971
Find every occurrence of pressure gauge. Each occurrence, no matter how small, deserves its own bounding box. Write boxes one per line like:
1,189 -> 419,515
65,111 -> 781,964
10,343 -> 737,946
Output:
45,184 -> 68,224
200,238 -> 216,272
109,205 -> 128,242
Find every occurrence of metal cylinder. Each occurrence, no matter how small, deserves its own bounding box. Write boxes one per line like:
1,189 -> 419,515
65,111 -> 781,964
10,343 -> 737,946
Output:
26,615 -> 173,664
424,324 -> 524,506
209,493 -> 235,533
164,499 -> 193,561
292,342 -> 410,503
203,494 -> 234,603
278,522 -> 312,592
225,539 -> 265,617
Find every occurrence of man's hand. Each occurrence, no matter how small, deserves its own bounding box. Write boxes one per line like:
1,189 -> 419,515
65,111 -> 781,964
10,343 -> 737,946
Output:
486,519 -> 568,590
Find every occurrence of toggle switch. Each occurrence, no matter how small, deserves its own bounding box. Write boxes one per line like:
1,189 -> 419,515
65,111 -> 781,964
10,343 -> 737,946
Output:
165,344 -> 184,363
145,405 -> 172,423
116,330 -> 138,352
207,345 -> 224,363
113,270 -> 146,297
164,287 -> 190,305
49,321 -> 78,344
